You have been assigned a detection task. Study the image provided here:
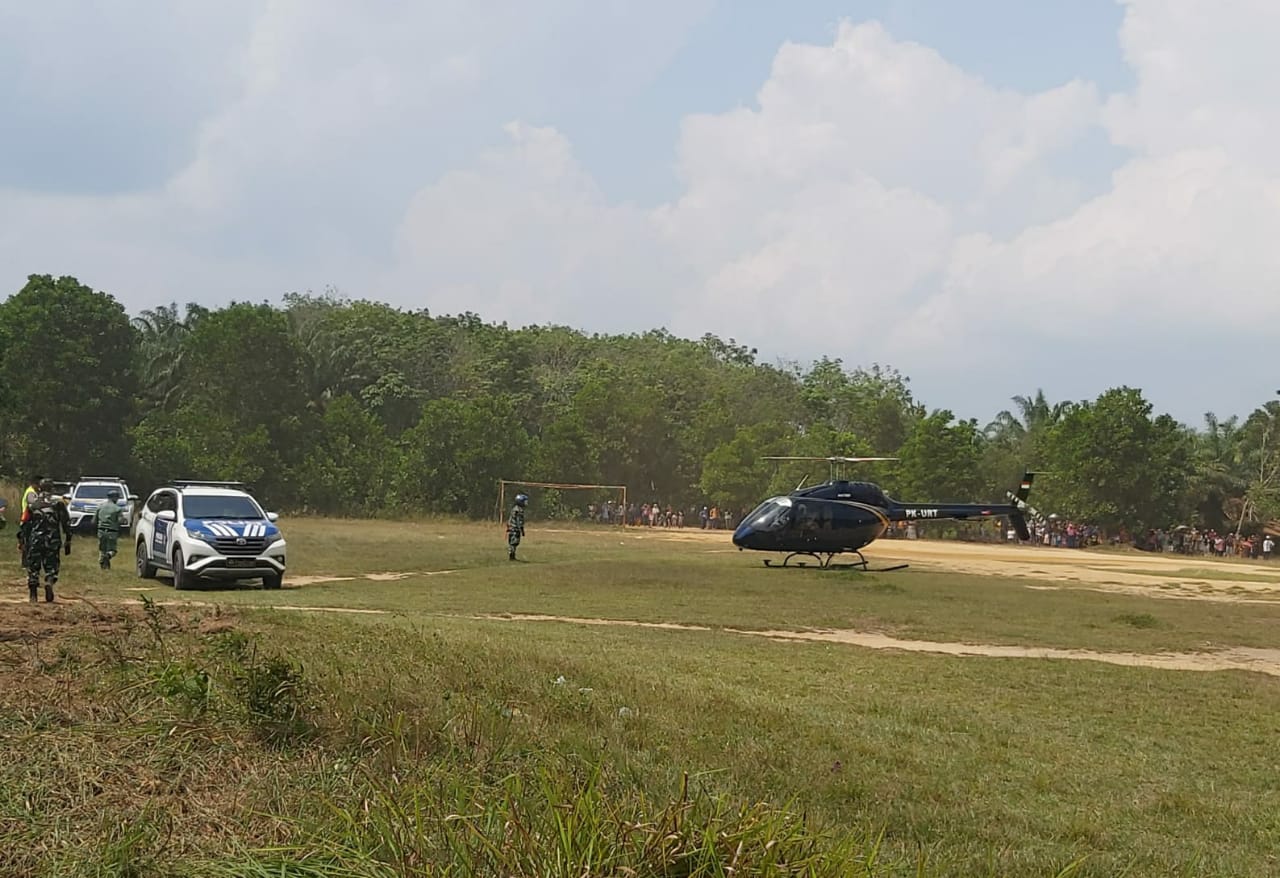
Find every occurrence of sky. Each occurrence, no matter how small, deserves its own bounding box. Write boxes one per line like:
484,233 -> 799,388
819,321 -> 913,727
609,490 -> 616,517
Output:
1,0 -> 1276,428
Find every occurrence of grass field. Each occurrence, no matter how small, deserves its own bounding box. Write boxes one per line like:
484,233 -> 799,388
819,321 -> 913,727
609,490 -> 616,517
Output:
3,518 -> 1280,876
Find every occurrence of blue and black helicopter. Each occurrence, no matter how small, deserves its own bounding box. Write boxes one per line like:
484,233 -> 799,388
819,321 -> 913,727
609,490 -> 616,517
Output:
731,456 -> 1037,570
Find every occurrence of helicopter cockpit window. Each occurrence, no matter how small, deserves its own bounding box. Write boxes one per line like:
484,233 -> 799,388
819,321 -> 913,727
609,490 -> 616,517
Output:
749,496 -> 792,530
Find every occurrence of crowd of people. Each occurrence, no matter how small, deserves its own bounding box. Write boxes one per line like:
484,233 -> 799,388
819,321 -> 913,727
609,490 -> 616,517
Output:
585,500 -> 749,531
1019,518 -> 1276,559
1133,526 -> 1275,559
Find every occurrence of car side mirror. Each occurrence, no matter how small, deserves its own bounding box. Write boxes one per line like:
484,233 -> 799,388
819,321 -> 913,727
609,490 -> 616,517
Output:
266,512 -> 279,522
128,495 -> 139,502
156,510 -> 176,522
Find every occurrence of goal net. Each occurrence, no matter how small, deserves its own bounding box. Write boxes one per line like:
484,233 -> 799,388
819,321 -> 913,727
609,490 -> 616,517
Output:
495,480 -> 628,525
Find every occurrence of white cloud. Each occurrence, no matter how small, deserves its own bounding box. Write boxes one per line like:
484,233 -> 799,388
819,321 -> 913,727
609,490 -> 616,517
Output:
0,0 -> 714,303
392,19 -> 1105,352
390,4 -> 1280,424
388,122 -> 686,331
905,0 -> 1280,356
1104,0 -> 1280,170
3,0 -> 1279,423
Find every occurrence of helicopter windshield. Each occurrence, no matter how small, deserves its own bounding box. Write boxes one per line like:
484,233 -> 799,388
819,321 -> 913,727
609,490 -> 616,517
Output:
745,496 -> 792,531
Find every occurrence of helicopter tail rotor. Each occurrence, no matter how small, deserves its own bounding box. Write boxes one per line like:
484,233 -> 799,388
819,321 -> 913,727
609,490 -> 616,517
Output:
1007,471 -> 1037,541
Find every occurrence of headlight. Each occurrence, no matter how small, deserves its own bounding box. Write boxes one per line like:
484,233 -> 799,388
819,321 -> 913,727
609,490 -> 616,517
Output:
185,529 -> 216,544
264,532 -> 284,546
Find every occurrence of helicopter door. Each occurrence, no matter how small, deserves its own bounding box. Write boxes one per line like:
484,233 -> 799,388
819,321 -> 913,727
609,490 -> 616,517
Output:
794,502 -> 826,543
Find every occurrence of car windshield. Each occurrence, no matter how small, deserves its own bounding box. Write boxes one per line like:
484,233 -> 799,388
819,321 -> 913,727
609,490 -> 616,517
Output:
183,495 -> 264,520
74,484 -> 123,500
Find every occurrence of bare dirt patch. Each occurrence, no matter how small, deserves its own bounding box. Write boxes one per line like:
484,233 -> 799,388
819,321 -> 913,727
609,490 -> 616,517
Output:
674,531 -> 1280,603
289,570 -> 458,586
551,526 -> 1280,602
0,598 -> 160,644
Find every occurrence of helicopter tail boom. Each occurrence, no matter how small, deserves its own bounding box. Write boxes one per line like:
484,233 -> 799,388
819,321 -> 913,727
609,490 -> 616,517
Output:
888,472 -> 1037,540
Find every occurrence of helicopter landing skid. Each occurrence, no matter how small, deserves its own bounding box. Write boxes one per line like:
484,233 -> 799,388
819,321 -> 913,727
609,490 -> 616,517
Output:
763,551 -> 909,572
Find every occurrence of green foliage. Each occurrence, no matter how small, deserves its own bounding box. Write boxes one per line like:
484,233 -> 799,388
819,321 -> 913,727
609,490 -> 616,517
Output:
0,273 -> 1271,530
0,274 -> 137,476
896,411 -> 985,501
298,395 -> 395,515
1234,402 -> 1280,530
152,658 -> 212,718
394,395 -> 533,516
232,647 -> 313,745
801,359 -> 924,452
700,422 -> 796,510
1036,388 -> 1194,530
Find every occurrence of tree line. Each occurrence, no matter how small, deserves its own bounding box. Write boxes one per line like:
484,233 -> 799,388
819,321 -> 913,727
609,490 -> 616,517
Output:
2,273 -> 1276,535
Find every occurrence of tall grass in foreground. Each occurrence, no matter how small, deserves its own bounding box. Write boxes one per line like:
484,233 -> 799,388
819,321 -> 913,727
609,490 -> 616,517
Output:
0,600 -> 985,877
208,768 -> 920,877
8,592 -> 1246,877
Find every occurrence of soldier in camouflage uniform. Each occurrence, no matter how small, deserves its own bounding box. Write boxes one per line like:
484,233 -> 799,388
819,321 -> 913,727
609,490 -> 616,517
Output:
95,488 -> 123,570
507,493 -> 528,560
20,480 -> 72,602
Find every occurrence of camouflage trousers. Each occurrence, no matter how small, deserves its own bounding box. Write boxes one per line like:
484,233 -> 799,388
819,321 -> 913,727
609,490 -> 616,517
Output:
25,545 -> 60,601
507,527 -> 522,558
99,531 -> 119,567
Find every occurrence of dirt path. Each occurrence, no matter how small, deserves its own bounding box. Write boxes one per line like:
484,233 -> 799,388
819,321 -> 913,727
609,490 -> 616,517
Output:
472,612 -> 1280,677
861,542 -> 1280,603
587,528 -> 1280,603
7,593 -> 1278,677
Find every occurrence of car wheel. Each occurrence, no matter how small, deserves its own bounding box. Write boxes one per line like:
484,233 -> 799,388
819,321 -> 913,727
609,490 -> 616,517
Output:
172,548 -> 190,590
137,541 -> 157,579
263,572 -> 283,590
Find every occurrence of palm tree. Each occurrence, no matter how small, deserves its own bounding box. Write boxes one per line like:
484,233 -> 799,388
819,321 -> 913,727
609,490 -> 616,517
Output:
1235,402 -> 1280,536
1185,413 -> 1245,531
132,303 -> 206,409
984,389 -> 1069,449
283,292 -> 371,415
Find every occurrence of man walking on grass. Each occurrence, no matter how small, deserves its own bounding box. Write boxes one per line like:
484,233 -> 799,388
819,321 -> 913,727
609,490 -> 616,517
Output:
95,488 -> 123,570
20,479 -> 72,602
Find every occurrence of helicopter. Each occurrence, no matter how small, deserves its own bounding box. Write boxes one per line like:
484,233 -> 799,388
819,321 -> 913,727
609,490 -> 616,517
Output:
732,457 -> 1037,570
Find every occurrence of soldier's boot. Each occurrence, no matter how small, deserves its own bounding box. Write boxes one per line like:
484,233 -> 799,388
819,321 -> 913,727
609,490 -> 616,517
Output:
100,553 -> 110,570
28,584 -> 37,603
45,574 -> 56,603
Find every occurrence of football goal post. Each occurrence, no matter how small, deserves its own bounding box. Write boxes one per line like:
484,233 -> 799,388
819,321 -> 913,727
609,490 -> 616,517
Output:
495,479 -> 628,525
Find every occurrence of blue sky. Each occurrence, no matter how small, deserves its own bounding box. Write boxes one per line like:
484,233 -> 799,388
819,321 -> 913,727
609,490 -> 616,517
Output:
1,0 -> 1276,427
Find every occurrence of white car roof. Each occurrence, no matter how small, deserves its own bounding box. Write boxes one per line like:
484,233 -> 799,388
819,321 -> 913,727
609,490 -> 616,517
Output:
175,487 -> 254,497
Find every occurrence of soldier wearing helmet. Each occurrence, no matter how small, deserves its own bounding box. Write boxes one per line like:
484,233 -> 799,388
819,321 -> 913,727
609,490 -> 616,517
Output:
507,493 -> 528,561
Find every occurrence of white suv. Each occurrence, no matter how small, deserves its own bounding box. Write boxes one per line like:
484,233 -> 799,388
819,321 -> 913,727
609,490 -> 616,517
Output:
134,480 -> 286,590
67,476 -> 138,534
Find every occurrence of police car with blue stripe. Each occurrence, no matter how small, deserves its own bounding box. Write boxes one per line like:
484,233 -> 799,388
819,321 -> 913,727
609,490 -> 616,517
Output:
135,480 -> 286,590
